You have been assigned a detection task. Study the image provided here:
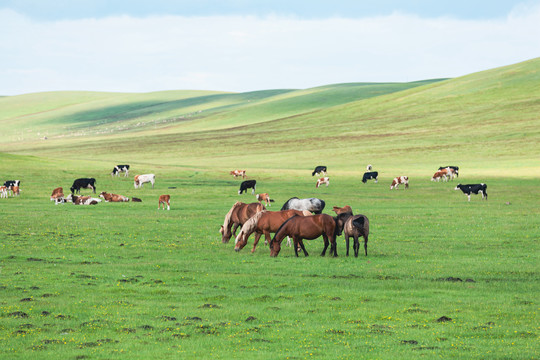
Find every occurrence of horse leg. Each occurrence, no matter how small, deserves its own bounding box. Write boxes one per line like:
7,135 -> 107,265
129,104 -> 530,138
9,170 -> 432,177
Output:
363,233 -> 369,256
353,234 -> 360,257
293,237 -> 300,257
330,236 -> 338,257
298,239 -> 309,257
286,236 -> 292,247
321,234 -> 329,256
252,232 -> 263,253
345,235 -> 350,257
264,231 -> 272,246
231,223 -> 240,237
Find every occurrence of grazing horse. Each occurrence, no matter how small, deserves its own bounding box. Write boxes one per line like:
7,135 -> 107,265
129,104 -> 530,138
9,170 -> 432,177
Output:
234,209 -> 308,253
270,214 -> 338,257
280,197 -> 325,214
220,201 -> 266,243
335,212 -> 370,257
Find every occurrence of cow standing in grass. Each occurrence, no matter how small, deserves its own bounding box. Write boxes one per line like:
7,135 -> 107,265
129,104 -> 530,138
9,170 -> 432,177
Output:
158,195 -> 170,210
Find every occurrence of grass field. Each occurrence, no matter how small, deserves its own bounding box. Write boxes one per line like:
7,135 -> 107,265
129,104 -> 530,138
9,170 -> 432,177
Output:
0,58 -> 539,359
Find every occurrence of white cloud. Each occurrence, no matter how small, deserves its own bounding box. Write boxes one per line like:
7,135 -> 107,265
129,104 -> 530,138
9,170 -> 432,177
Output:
1,6 -> 539,95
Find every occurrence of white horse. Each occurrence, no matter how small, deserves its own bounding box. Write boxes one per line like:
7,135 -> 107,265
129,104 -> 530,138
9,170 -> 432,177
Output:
280,197 -> 325,214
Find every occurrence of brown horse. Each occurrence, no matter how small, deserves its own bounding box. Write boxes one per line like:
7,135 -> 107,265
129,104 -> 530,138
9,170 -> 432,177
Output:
234,209 -> 308,253
334,212 -> 370,257
220,201 -> 265,243
270,214 -> 338,257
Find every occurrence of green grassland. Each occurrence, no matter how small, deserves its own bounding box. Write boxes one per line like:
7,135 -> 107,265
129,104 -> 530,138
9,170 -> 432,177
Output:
0,58 -> 539,359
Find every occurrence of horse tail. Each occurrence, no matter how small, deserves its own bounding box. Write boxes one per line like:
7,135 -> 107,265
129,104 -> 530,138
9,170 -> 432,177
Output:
270,215 -> 298,248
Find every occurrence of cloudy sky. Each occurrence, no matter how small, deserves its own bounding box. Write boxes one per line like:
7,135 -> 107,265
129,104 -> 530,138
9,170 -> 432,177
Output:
1,0 -> 539,95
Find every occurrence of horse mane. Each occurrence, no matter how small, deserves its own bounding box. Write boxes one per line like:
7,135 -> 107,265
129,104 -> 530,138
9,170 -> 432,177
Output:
223,201 -> 243,228
235,210 -> 267,244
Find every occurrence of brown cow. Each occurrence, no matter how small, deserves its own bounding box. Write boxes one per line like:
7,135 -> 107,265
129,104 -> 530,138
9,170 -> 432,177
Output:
50,187 -> 64,204
99,191 -> 129,202
390,176 -> 409,190
255,193 -> 274,206
230,169 -> 246,179
316,177 -> 329,188
158,195 -> 170,210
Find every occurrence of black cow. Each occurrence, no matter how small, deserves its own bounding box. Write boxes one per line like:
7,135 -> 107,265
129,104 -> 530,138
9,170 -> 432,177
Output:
312,166 -> 327,176
439,166 -> 459,177
362,171 -> 378,183
455,183 -> 487,201
4,180 -> 20,188
238,180 -> 256,195
71,178 -> 97,194
111,164 -> 130,177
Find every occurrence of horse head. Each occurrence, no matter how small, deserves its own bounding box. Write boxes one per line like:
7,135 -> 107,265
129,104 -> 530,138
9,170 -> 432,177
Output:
334,212 -> 351,237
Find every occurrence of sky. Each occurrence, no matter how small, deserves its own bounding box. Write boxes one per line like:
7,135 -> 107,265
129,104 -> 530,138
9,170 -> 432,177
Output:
1,0 -> 540,95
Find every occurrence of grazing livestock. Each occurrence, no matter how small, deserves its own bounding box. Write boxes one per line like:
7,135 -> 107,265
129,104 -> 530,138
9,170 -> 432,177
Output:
312,166 -> 327,176
431,169 -> 449,182
230,169 -> 246,179
131,197 -> 142,202
111,164 -> 130,177
50,187 -> 65,205
99,191 -> 129,202
134,174 -> 155,189
439,166 -> 459,177
362,171 -> 378,184
4,180 -> 20,188
256,193 -> 274,206
316,177 -> 329,188
0,186 -> 7,199
220,201 -> 266,243
390,176 -> 409,190
332,205 -> 353,215
238,180 -> 256,195
366,164 -> 372,171
158,195 -> 170,210
10,186 -> 20,196
234,209 -> 308,253
335,212 -> 370,257
455,184 -> 488,201
270,214 -> 338,257
70,195 -> 101,205
70,178 -> 96,194
280,197 -> 325,214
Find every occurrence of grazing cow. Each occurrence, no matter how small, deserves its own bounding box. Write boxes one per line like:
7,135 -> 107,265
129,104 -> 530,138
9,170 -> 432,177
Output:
158,195 -> 170,210
256,193 -> 274,206
439,166 -> 459,177
332,205 -> 353,215
111,164 -> 130,177
50,187 -> 65,205
0,186 -> 7,199
230,169 -> 246,179
99,191 -> 129,202
455,184 -> 488,201
10,186 -> 20,196
316,177 -> 330,188
4,180 -> 20,188
281,197 -> 325,214
431,169 -> 449,182
238,180 -> 256,195
71,195 -> 102,205
312,166 -> 327,176
390,176 -> 409,189
70,178 -> 96,194
362,171 -> 378,183
134,174 -> 155,189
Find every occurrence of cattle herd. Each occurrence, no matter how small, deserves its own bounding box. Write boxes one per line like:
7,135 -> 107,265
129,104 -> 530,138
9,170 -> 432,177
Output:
2,163 -> 488,258
223,164 -> 488,257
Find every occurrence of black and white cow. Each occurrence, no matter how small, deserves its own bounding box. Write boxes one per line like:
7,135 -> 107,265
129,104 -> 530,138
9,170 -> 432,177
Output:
4,180 -> 20,188
312,166 -> 327,176
362,171 -> 378,184
455,183 -> 487,201
439,166 -> 459,177
238,180 -> 256,195
111,164 -> 130,177
70,178 -> 97,194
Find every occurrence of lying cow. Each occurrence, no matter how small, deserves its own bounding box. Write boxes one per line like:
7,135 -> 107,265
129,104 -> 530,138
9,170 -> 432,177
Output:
134,174 -> 155,189
390,176 -> 409,189
111,164 -> 130,177
99,191 -> 129,202
316,177 -> 329,188
158,194 -> 170,210
230,169 -> 246,179
50,187 -> 65,204
455,183 -> 487,201
256,193 -> 274,206
312,166 -> 327,176
238,180 -> 256,195
69,194 -> 102,205
362,171 -> 378,184
71,178 -> 96,194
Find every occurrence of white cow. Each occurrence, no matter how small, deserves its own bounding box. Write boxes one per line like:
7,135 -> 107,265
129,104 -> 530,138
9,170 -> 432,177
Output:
134,174 -> 155,189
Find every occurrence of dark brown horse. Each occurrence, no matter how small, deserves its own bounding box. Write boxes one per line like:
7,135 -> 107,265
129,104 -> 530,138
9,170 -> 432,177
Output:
220,201 -> 265,243
234,209 -> 310,253
334,212 -> 370,257
270,214 -> 338,257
